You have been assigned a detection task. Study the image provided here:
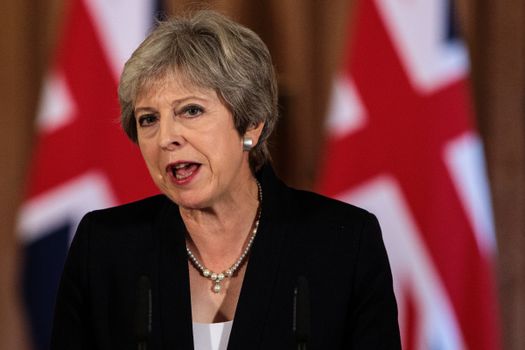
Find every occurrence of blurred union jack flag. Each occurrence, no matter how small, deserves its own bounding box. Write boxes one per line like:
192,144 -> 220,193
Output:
17,1 -> 161,348
317,0 -> 501,349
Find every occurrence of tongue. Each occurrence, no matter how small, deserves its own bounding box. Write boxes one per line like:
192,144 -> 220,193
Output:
175,163 -> 199,179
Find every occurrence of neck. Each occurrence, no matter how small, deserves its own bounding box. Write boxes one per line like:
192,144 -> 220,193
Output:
181,177 -> 261,270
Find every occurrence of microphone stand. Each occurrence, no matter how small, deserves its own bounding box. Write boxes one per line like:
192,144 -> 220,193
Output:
293,276 -> 310,350
136,275 -> 152,350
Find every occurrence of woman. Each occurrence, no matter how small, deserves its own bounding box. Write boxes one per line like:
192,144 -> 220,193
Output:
51,10 -> 401,350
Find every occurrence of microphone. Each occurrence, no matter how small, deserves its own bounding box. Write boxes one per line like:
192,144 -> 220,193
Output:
293,276 -> 310,350
135,275 -> 152,350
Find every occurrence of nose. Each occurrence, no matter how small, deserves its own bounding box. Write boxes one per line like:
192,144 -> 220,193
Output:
158,115 -> 185,150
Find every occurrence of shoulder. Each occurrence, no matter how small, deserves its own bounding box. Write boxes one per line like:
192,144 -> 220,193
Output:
84,194 -> 170,224
79,194 -> 172,235
274,186 -> 383,265
63,195 -> 176,285
287,187 -> 377,230
258,164 -> 376,234
74,194 -> 172,248
286,188 -> 388,269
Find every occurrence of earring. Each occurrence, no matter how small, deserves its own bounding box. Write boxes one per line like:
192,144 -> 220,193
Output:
242,136 -> 253,151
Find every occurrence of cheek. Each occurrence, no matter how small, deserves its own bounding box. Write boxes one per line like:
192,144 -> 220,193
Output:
211,136 -> 244,171
141,152 -> 165,185
138,140 -> 159,171
209,134 -> 238,157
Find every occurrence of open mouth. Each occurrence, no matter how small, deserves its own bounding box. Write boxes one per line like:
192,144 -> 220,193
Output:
168,162 -> 201,183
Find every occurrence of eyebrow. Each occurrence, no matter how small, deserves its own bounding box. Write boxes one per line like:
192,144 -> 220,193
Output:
134,95 -> 210,115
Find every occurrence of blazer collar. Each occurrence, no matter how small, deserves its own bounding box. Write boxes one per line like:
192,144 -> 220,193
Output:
228,165 -> 291,348
156,201 -> 194,348
155,164 -> 291,349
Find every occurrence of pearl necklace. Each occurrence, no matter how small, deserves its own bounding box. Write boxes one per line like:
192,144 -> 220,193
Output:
186,181 -> 262,294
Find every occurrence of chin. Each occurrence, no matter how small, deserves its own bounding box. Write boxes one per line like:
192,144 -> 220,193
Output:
165,190 -> 209,210
155,176 -> 216,209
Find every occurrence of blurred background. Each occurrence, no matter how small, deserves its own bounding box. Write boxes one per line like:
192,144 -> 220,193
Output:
1,0 -> 524,349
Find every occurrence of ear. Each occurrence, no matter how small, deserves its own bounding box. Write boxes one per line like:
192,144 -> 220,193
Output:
244,122 -> 265,146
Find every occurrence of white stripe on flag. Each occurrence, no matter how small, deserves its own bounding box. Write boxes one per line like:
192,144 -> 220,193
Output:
375,0 -> 468,92
444,131 -> 497,255
36,71 -> 76,133
326,76 -> 367,138
85,0 -> 155,79
18,172 -> 116,244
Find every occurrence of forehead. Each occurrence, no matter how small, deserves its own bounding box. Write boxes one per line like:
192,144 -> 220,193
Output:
135,70 -> 217,105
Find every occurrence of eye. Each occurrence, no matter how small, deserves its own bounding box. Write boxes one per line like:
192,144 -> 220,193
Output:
137,114 -> 158,127
181,104 -> 204,118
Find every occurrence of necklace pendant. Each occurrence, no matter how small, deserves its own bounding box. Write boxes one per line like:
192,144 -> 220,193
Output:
213,282 -> 222,294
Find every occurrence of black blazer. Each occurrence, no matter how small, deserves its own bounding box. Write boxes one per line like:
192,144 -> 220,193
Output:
51,166 -> 401,349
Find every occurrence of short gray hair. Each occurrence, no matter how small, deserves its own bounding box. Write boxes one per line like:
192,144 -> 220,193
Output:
118,10 -> 279,172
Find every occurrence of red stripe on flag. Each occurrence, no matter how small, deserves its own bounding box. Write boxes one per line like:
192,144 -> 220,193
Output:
403,289 -> 418,350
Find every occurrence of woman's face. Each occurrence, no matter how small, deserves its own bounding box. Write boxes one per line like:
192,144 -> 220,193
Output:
134,74 -> 261,209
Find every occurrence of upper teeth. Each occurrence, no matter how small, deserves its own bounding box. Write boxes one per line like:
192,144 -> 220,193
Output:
174,163 -> 188,169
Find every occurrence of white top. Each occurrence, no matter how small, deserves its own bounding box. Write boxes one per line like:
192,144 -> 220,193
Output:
192,321 -> 233,350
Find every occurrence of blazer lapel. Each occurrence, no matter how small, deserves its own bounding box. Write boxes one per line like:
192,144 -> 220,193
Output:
227,167 -> 291,349
156,200 -> 194,349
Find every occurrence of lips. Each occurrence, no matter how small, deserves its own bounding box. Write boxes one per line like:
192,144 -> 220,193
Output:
167,161 -> 201,184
